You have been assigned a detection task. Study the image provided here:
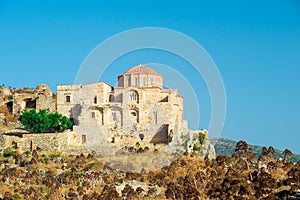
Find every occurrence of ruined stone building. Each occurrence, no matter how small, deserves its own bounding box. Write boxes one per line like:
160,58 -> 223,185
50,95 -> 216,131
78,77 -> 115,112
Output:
57,65 -> 187,146
0,66 -> 215,158
0,84 -> 56,117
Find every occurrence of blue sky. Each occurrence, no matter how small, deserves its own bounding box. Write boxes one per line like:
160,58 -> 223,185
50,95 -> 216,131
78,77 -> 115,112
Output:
0,1 -> 299,153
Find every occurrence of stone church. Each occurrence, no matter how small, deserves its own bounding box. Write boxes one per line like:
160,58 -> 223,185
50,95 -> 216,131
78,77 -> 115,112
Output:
57,65 -> 187,146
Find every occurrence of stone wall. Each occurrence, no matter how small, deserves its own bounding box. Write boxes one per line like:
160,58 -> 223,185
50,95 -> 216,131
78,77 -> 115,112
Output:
0,84 -> 56,116
57,82 -> 113,120
1,131 -> 81,152
54,66 -> 192,152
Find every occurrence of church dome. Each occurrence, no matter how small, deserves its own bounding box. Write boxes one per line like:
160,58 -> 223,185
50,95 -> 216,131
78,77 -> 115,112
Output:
124,65 -> 158,75
118,65 -> 163,89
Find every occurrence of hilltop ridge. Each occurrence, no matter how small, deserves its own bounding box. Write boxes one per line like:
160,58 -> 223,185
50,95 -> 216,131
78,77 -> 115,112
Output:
212,138 -> 300,162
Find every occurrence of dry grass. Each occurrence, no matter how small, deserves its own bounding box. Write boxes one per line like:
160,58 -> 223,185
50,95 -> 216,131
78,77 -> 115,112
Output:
0,105 -> 18,123
0,123 -> 12,133
100,152 -> 177,172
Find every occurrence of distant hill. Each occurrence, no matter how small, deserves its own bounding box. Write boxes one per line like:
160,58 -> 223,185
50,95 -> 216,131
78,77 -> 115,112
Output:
211,138 -> 300,162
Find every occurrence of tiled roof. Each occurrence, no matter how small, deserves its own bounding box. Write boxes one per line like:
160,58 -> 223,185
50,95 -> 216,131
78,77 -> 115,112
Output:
124,65 -> 158,75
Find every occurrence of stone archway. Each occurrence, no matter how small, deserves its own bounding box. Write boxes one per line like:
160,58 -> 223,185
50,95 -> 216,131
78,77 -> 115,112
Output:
129,109 -> 139,123
89,106 -> 105,126
111,107 -> 123,127
5,101 -> 13,114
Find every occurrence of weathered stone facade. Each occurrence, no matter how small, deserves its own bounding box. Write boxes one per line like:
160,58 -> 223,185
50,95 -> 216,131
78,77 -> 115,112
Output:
0,66 -> 215,159
57,65 -> 187,146
0,84 -> 56,116
0,131 -> 82,153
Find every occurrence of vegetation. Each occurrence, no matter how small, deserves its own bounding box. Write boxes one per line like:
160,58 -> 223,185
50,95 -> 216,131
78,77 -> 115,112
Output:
43,157 -> 50,164
198,132 -> 206,145
19,109 -> 72,133
193,144 -> 201,151
0,105 -> 18,122
7,94 -> 13,100
0,140 -> 299,199
3,147 -> 15,157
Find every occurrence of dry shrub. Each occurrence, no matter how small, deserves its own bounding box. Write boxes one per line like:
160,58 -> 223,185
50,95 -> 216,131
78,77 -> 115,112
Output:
0,105 -> 9,115
0,105 -> 18,122
5,114 -> 18,122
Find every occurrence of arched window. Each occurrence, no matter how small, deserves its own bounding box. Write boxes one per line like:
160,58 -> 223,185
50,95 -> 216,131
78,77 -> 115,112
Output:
134,78 -> 138,86
130,110 -> 139,123
150,78 -> 153,85
129,91 -> 139,103
142,77 -> 146,86
128,77 -> 131,87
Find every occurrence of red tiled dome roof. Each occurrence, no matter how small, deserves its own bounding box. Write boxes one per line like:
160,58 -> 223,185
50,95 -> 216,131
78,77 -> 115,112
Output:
124,65 -> 158,75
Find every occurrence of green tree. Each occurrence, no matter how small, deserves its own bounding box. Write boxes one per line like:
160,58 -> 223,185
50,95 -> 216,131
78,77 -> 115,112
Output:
198,132 -> 206,145
19,109 -> 72,133
57,115 -> 73,132
47,112 -> 60,131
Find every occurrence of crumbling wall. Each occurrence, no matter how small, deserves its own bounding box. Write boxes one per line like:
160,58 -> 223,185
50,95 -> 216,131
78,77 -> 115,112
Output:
0,84 -> 56,117
1,131 -> 81,152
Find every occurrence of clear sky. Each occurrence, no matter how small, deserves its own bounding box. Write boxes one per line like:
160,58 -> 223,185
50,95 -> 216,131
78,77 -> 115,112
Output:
0,1 -> 299,153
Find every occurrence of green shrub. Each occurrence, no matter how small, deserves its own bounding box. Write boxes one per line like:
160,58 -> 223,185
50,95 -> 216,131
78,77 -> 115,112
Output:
24,150 -> 31,155
278,179 -> 284,187
199,132 -> 206,145
10,194 -> 22,200
3,147 -> 15,157
76,180 -> 81,186
8,94 -> 13,100
43,157 -> 50,163
8,167 -> 16,172
78,171 -> 84,177
64,171 -> 73,177
193,144 -> 201,151
19,109 -> 72,133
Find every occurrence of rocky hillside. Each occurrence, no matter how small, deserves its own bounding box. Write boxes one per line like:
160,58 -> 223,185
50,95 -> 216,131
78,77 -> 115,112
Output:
212,138 -> 300,162
1,142 -> 300,199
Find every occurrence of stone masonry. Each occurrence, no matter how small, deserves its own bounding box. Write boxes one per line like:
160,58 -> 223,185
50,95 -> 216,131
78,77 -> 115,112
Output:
57,65 -> 187,147
0,84 -> 56,116
0,66 -> 215,158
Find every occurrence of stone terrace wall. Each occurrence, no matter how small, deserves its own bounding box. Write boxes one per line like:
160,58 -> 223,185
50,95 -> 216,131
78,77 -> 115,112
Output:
1,131 -> 81,152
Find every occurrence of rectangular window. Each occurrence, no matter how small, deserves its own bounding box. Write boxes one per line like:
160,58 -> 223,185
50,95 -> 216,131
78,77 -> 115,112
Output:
66,95 -> 71,103
91,112 -> 95,118
112,112 -> 117,121
150,78 -> 153,85
82,135 -> 86,144
94,96 -> 97,104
